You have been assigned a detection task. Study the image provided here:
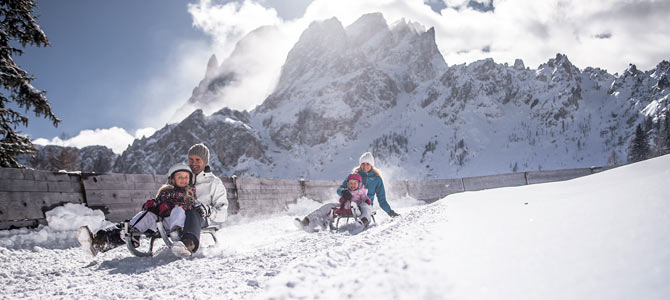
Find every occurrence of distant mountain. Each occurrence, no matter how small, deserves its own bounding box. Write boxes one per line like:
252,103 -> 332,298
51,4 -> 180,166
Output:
169,25 -> 289,123
111,13 -> 670,179
19,145 -> 117,174
114,108 -> 267,175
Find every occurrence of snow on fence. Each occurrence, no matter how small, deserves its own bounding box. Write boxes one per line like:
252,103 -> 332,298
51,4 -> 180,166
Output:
0,165 -> 616,229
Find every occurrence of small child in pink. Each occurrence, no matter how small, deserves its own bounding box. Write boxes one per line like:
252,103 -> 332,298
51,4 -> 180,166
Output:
336,173 -> 372,227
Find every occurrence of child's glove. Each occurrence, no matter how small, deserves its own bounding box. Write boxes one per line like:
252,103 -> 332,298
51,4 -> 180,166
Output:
158,203 -> 172,217
341,190 -> 352,201
143,199 -> 156,210
387,210 -> 400,217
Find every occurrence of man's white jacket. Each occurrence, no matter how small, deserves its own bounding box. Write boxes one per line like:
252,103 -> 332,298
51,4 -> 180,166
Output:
194,170 -> 228,223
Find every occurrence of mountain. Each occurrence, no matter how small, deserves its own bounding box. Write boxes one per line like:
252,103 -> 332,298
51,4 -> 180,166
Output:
19,145 -> 117,174
169,25 -> 290,123
115,13 -> 669,180
113,108 -> 267,175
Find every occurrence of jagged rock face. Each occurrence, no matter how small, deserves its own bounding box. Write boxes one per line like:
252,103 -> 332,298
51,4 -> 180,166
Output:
254,13 -> 446,152
78,146 -> 118,173
113,13 -> 669,179
19,145 -> 117,173
114,109 -> 267,176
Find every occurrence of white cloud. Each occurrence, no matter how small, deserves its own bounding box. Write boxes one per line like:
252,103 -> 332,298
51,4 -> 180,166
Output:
188,0 -> 283,59
135,39 -> 215,129
191,0 -> 669,79
33,127 -> 156,154
135,127 -> 157,139
142,0 -> 289,125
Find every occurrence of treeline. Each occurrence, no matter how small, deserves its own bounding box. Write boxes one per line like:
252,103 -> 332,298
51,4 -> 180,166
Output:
628,110 -> 670,163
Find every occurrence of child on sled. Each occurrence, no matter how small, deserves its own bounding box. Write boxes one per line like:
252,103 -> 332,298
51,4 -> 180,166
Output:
295,173 -> 372,231
78,163 -> 203,257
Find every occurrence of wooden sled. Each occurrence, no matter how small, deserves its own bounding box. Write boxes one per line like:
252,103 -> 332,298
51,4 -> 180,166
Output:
124,221 -> 222,257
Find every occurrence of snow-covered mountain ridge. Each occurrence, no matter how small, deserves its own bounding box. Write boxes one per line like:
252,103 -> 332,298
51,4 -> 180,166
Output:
114,13 -> 669,180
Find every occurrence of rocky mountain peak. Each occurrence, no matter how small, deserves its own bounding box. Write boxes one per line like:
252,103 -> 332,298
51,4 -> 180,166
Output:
534,53 -> 578,84
294,17 -> 347,53
345,12 -> 389,46
650,60 -> 670,90
205,54 -> 218,79
513,58 -> 525,70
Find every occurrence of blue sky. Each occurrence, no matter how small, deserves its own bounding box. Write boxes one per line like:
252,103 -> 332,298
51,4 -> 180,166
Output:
19,0 -> 670,153
20,0 -> 311,148
19,1 -> 205,139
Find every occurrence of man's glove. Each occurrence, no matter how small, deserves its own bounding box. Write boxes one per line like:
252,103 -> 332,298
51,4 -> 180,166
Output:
387,210 -> 400,217
341,190 -> 352,201
195,203 -> 211,218
143,199 -> 156,210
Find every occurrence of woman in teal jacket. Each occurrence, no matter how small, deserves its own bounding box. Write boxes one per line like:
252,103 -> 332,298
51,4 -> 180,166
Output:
293,152 -> 400,232
337,152 -> 400,217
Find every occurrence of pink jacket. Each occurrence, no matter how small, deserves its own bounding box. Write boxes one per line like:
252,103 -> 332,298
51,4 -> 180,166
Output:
339,186 -> 371,209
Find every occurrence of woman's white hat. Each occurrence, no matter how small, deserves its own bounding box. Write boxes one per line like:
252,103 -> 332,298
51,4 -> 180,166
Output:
359,152 -> 375,166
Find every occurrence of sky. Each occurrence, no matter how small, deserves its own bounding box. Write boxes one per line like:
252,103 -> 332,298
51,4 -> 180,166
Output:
17,0 -> 670,154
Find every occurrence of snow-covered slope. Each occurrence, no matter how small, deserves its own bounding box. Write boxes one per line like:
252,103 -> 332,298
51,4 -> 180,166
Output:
2,154 -> 669,299
115,13 -> 670,179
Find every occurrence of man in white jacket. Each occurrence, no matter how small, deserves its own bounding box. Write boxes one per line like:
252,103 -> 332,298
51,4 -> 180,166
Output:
174,143 -> 229,256
187,143 -> 228,223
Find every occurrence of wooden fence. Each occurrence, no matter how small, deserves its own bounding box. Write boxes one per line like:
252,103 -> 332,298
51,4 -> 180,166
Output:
0,165 -> 615,229
0,169 -> 84,229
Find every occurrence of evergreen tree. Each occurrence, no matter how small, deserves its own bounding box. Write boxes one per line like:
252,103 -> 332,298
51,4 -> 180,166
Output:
657,110 -> 670,155
627,124 -> 651,163
0,0 -> 60,168
48,146 -> 77,171
607,150 -> 618,166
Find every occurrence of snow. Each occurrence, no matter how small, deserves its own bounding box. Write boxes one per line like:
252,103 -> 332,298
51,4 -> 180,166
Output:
1,155 -> 669,299
0,204 -> 114,250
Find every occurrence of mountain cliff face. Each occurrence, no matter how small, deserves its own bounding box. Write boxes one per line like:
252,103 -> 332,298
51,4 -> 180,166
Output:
114,13 -> 669,180
113,108 -> 267,175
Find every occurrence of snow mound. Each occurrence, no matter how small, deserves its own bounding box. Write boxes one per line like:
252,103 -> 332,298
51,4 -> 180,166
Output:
0,203 -> 112,250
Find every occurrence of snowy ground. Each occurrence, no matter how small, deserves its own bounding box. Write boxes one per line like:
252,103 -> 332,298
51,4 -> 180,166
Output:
1,155 -> 669,300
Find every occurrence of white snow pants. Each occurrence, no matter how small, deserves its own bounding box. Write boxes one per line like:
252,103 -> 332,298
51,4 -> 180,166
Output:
353,202 -> 372,221
128,206 -> 186,233
306,203 -> 339,230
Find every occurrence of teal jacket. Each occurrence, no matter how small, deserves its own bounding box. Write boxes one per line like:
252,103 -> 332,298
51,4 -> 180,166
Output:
337,168 -> 392,214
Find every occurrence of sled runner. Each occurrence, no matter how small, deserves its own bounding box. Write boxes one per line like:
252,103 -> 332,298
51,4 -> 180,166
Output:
330,209 -> 376,231
124,220 -> 223,257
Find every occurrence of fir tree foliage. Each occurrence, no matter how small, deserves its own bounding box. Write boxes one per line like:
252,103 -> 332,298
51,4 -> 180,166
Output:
627,124 -> 651,163
657,110 -> 670,155
0,0 -> 59,168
